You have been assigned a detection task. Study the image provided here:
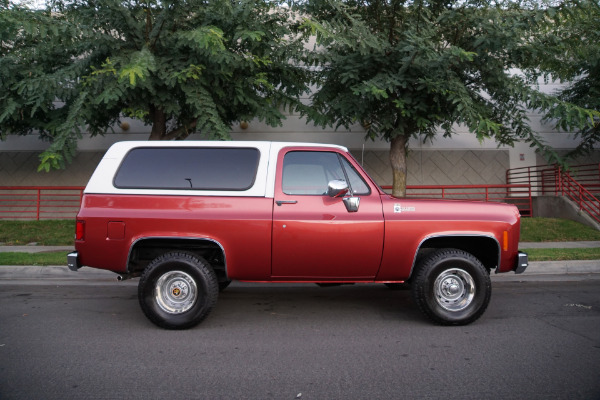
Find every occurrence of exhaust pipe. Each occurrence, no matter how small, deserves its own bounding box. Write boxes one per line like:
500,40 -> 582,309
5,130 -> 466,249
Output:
117,272 -> 140,282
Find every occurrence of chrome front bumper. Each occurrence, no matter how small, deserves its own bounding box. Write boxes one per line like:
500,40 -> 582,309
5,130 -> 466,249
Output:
515,251 -> 528,274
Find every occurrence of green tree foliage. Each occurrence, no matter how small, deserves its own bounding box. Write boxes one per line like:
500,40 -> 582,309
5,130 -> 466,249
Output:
299,0 -> 600,197
0,0 -> 309,170
535,0 -> 600,157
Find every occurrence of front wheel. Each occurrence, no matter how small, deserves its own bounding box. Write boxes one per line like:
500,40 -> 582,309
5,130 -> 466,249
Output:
138,252 -> 218,330
411,249 -> 491,325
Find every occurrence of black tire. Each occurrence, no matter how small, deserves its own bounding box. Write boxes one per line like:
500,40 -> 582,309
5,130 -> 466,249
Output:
411,248 -> 491,326
138,252 -> 218,330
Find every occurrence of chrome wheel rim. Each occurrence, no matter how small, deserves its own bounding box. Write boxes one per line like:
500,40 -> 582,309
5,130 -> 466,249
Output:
155,271 -> 197,314
433,268 -> 475,312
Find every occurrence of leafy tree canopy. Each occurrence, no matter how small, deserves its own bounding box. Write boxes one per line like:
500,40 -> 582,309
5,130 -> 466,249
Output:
298,0 -> 600,196
0,0 -> 309,170
534,0 -> 600,157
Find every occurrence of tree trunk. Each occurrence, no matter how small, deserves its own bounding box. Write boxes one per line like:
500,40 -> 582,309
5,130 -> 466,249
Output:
148,106 -> 167,140
389,134 -> 409,198
148,106 -> 198,141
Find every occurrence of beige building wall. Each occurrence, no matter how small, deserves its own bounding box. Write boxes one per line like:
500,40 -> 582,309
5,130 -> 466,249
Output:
0,151 -> 103,186
0,147 -> 511,188
355,149 -> 509,187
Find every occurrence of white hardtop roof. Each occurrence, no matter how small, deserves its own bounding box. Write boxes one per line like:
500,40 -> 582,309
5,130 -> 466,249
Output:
102,140 -> 348,159
85,140 -> 350,198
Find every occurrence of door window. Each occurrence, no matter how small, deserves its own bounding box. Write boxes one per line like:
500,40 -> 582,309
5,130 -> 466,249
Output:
282,151 -> 370,195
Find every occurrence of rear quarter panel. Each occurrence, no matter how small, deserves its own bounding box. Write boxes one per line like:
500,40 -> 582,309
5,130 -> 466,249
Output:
76,194 -> 273,279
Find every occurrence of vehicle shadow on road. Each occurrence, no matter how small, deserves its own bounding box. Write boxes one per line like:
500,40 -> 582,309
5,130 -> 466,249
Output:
210,282 -> 425,328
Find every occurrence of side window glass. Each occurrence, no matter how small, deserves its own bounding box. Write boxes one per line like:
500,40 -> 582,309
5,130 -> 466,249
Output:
340,157 -> 370,195
282,151 -> 344,195
281,151 -> 371,196
114,147 -> 259,190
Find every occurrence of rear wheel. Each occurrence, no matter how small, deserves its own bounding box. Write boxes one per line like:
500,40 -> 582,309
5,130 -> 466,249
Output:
138,252 -> 218,329
411,249 -> 491,325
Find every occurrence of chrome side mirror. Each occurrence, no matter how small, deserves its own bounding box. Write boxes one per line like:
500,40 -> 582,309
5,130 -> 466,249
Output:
343,197 -> 360,212
327,179 -> 359,212
327,180 -> 349,198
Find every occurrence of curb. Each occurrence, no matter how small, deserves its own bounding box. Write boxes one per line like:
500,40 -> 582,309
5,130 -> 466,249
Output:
1,261 -> 599,282
491,260 -> 600,282
520,260 -> 600,275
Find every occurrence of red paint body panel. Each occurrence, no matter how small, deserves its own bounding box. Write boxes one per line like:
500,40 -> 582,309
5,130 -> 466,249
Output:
272,195 -> 384,279
271,146 -> 384,280
76,194 -> 273,279
377,196 -> 521,280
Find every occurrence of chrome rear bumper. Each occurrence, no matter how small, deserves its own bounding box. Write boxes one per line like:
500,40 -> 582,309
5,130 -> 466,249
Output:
67,251 -> 80,271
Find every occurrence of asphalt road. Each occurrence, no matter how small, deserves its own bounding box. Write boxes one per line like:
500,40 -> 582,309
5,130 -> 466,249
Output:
1,272 -> 599,400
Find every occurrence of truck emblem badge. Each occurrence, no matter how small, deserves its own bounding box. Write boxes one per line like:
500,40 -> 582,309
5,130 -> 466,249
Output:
394,204 -> 415,213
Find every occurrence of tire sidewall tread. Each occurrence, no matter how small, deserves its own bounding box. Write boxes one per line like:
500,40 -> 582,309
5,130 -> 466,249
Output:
138,251 -> 218,330
411,248 -> 491,326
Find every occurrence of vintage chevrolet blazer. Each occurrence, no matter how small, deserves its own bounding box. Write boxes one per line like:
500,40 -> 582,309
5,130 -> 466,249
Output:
67,141 -> 528,329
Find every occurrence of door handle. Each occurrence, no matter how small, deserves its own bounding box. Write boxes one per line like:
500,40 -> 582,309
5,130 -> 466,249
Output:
276,200 -> 298,206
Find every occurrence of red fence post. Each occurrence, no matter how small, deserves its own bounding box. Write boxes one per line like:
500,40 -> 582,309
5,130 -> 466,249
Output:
557,166 -> 561,196
528,184 -> 532,217
36,189 -> 41,221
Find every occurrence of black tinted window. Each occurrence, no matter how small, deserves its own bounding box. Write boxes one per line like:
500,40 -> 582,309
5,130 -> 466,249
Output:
114,147 -> 259,190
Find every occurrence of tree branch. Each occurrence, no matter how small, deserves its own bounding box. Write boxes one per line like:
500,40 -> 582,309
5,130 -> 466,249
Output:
162,118 -> 199,141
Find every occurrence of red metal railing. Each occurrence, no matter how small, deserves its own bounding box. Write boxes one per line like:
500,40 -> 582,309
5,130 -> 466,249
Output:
506,163 -> 600,223
0,186 -> 84,220
381,184 -> 532,216
506,163 -> 600,196
2,184 -> 533,220
561,174 -> 600,223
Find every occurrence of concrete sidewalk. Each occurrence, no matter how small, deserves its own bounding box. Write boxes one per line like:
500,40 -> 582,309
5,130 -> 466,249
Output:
0,245 -> 74,253
519,241 -> 600,249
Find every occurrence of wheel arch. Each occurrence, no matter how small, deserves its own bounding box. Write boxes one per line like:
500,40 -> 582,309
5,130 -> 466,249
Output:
410,234 -> 500,278
127,237 -> 228,281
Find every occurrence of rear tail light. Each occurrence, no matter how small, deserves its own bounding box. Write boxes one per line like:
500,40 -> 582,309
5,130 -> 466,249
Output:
75,220 -> 85,241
